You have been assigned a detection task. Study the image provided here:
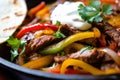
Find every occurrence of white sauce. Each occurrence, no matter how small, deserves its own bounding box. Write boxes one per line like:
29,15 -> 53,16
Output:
50,1 -> 91,30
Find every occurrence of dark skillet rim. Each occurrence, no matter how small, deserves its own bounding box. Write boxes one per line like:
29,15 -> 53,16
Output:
0,57 -> 119,80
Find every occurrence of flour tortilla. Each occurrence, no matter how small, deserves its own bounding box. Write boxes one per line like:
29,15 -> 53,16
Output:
0,0 -> 27,43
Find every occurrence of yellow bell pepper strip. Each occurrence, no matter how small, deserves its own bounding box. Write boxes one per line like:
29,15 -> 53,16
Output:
28,1 -> 46,17
60,58 -> 104,75
108,15 -> 120,27
34,29 -> 55,38
93,27 -> 101,38
42,63 -> 89,74
105,68 -> 120,74
42,29 -> 55,35
60,58 -> 120,75
36,6 -> 50,17
39,28 -> 101,54
22,55 -> 54,69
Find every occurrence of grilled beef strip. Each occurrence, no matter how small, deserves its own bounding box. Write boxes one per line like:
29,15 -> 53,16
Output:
94,22 -> 120,48
101,63 -> 120,71
54,48 -> 120,71
68,48 -> 104,64
54,56 -> 68,63
103,23 -> 120,47
60,24 -> 80,36
80,38 -> 98,47
54,48 -> 105,64
23,35 -> 55,55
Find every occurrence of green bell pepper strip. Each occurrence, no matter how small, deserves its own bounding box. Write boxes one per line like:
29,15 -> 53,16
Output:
39,28 -> 100,54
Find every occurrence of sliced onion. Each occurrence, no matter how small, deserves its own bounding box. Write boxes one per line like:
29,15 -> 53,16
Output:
99,48 -> 120,66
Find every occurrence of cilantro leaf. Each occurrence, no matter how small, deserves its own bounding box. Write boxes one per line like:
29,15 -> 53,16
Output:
57,51 -> 65,56
7,37 -> 26,61
102,4 -> 112,15
79,46 -> 93,54
56,20 -> 61,26
78,0 -> 112,23
89,0 -> 101,10
7,36 -> 20,49
19,39 -> 26,55
40,20 -> 46,23
54,29 -> 66,38
61,51 -> 65,56
78,4 -> 101,23
10,49 -> 19,62
94,12 -> 103,22
54,20 -> 65,38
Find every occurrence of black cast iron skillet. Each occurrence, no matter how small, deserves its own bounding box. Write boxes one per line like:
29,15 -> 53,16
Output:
0,0 -> 120,80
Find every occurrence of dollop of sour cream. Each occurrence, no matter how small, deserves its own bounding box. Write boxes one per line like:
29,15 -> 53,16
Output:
50,1 -> 91,30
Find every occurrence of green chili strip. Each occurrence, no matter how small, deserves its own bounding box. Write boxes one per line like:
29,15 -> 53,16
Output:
39,31 -> 99,54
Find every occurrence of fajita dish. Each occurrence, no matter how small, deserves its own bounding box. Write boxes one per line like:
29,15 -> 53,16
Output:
4,0 -> 120,75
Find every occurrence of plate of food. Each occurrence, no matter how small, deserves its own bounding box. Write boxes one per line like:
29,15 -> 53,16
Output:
0,0 -> 120,80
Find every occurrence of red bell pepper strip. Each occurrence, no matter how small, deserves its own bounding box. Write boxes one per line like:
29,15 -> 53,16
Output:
50,68 -> 60,74
83,0 -> 118,5
100,0 -> 118,5
16,23 -> 58,39
108,40 -> 117,50
65,68 -> 90,75
50,68 -> 90,75
98,34 -> 107,47
98,34 -> 117,50
43,23 -> 58,31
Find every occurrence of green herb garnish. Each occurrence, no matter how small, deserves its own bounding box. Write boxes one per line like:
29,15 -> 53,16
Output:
54,29 -> 66,38
55,20 -> 61,26
54,21 -> 66,38
78,0 -> 112,23
79,46 -> 93,54
7,36 -> 26,61
102,4 -> 112,15
40,20 -> 46,23
57,51 -> 65,56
